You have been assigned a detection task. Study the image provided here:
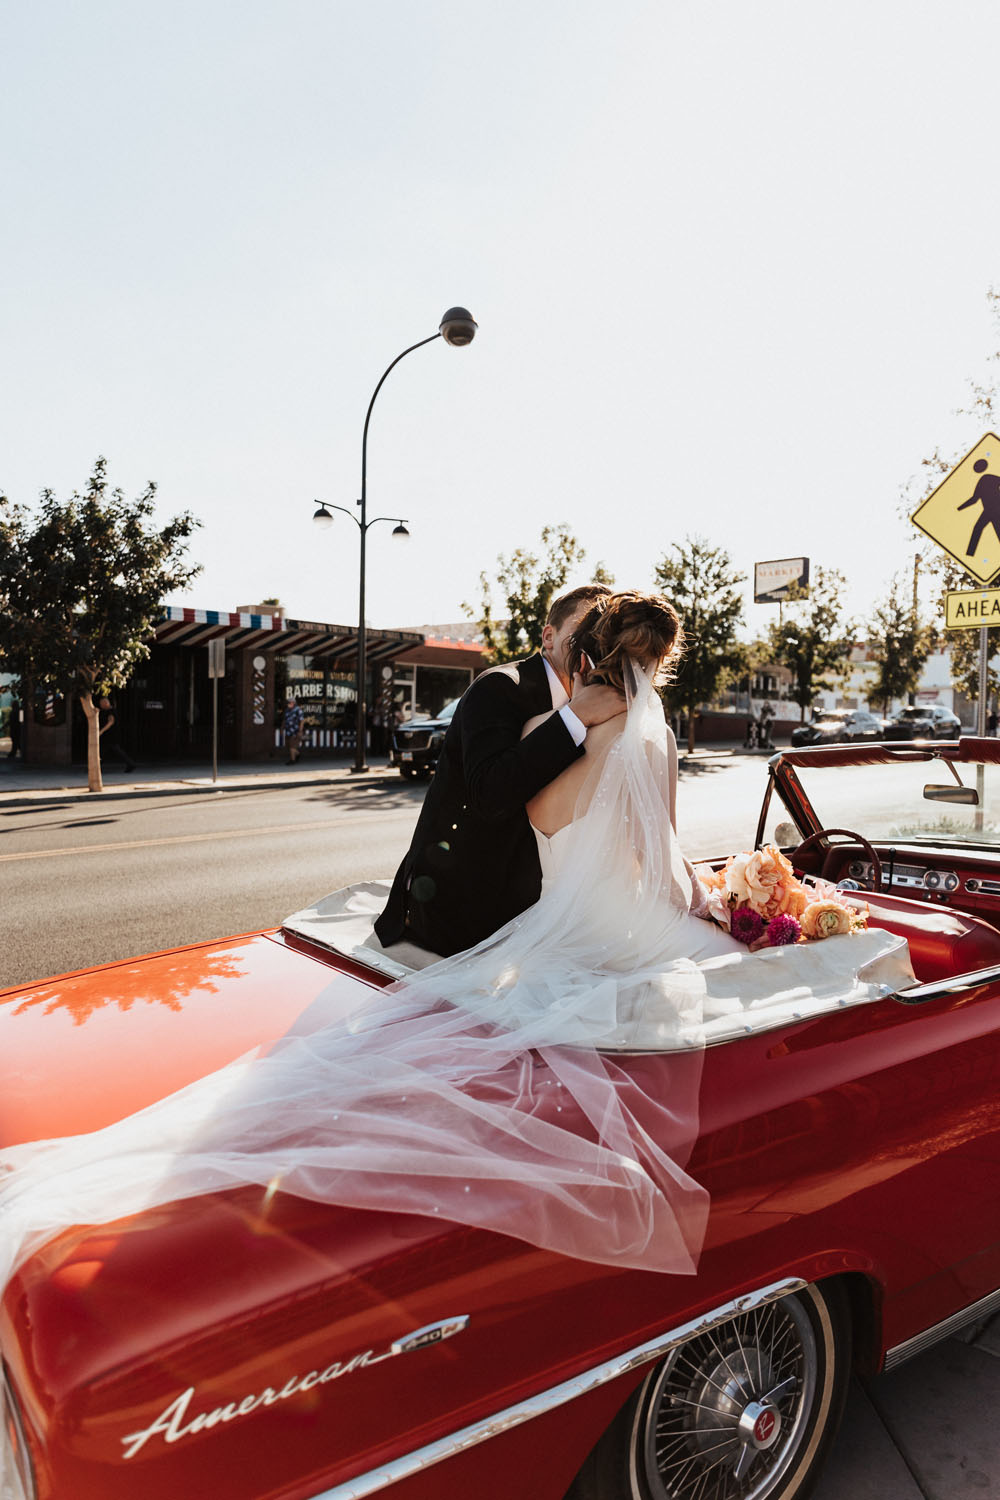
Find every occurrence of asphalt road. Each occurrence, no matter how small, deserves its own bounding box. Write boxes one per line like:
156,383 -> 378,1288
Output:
0,779 -> 425,989
1,757 -> 774,990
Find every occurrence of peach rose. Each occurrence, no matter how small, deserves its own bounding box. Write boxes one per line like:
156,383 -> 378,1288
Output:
743,847 -> 801,919
724,851 -> 752,903
694,864 -> 727,893
800,900 -> 853,939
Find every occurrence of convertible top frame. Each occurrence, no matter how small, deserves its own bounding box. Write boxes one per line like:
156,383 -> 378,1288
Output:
755,736 -> 1000,850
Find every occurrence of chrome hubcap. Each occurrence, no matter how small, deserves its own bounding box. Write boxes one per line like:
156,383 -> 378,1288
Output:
640,1297 -> 817,1500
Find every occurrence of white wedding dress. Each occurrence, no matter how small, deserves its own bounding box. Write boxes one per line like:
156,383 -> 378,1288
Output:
0,665 -> 912,1290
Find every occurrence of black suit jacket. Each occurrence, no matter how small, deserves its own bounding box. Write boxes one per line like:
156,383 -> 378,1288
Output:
375,653 -> 583,956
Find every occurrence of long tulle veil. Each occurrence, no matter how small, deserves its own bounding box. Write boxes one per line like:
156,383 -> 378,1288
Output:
0,665 -> 715,1288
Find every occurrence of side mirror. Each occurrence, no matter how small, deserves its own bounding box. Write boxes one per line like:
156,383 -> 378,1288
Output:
923,784 -> 979,805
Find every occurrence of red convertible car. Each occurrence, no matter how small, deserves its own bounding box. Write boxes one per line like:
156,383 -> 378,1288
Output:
4,738 -> 1000,1500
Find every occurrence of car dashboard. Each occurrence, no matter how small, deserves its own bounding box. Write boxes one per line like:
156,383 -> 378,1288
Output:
809,842 -> 1000,931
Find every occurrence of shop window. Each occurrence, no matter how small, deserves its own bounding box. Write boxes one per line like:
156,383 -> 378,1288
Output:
413,665 -> 473,719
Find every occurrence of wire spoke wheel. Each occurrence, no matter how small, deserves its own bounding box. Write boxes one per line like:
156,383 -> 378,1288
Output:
637,1296 -> 817,1500
566,1283 -> 850,1500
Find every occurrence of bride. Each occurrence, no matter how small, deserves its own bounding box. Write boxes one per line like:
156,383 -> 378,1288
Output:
0,593 -> 910,1288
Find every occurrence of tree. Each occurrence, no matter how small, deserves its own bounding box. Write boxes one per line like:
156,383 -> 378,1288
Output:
0,458 -> 201,792
768,569 -> 855,721
866,575 -> 936,712
654,537 -> 745,751
463,524 -> 613,662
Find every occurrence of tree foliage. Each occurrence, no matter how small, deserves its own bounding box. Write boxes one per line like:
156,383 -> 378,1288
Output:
654,537 -> 745,751
0,458 -> 201,791
866,574 -> 935,711
463,524 -> 613,662
767,568 -> 855,720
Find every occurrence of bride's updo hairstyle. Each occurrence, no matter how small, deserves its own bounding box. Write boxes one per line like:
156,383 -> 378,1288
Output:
569,590 -> 684,690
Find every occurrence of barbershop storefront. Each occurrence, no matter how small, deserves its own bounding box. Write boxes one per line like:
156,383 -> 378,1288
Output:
22,607 -> 485,767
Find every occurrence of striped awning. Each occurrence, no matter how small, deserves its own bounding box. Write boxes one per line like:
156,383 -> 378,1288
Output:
153,608 -> 423,662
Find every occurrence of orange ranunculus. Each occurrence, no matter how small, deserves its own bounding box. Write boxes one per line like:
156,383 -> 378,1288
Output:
743,847 -> 801,919
800,900 -> 853,939
785,884 -> 809,918
695,864 -> 727,893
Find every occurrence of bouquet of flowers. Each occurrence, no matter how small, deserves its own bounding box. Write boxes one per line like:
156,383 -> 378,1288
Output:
695,846 -> 868,949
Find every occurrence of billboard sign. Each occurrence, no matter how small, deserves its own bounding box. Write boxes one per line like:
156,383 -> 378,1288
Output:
754,557 -> 810,603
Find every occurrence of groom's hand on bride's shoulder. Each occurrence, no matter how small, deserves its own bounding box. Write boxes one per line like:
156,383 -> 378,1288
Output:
569,675 -> 626,726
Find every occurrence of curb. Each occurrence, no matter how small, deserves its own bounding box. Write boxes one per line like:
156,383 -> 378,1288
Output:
0,765 -> 405,809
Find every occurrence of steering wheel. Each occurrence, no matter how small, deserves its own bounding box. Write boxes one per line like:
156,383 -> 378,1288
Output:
791,827 -> 882,893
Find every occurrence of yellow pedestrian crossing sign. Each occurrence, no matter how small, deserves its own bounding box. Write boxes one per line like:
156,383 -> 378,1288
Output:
912,432 -> 1000,585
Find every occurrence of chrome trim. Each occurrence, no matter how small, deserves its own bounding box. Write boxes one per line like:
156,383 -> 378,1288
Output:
310,1277 -> 807,1499
1,1363 -> 37,1500
889,962 -> 1000,1006
883,1285 -> 1000,1371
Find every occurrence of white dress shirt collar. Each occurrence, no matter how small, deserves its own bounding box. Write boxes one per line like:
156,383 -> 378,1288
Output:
542,655 -> 568,708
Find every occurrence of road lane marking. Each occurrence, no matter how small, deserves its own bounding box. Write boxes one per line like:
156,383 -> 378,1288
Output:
0,813 -> 413,863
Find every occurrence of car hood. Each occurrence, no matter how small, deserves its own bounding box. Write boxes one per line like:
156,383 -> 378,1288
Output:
0,932 -> 379,1148
396,716 -> 450,732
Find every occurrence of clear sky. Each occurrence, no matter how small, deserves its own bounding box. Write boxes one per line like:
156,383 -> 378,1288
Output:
3,0 -> 999,638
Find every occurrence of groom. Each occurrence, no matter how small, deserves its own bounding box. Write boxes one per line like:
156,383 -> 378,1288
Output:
375,583 -> 622,958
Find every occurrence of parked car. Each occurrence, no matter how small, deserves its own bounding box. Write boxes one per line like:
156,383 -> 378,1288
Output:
5,739 -> 1000,1500
390,698 -> 459,778
789,707 -> 883,746
882,703 -> 963,740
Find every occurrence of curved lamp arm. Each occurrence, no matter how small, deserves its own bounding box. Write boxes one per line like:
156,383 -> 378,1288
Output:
361,333 -> 442,507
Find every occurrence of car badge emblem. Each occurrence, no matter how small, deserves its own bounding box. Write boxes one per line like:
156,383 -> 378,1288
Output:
391,1315 -> 470,1354
753,1409 -> 777,1445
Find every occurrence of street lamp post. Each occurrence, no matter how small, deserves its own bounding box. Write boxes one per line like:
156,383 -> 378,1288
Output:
313,307 -> 477,773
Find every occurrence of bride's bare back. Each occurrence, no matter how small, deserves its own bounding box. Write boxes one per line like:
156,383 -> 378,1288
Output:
523,710 -> 627,836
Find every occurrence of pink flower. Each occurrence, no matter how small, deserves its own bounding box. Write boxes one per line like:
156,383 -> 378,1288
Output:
766,914 -> 802,946
731,906 -> 766,945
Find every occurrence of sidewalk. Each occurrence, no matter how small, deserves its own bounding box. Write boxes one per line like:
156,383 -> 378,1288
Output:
0,752 -> 404,806
816,1315 -> 1000,1498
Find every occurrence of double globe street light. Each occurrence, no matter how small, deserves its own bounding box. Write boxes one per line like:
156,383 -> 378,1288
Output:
313,307 -> 478,773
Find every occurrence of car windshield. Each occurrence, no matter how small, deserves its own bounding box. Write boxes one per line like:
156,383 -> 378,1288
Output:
764,753 -> 1000,849
898,707 -> 936,720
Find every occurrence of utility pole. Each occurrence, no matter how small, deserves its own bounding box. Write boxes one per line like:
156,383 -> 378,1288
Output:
908,552 -> 921,706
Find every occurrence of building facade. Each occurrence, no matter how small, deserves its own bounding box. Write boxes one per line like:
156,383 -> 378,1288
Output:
16,605 -> 485,767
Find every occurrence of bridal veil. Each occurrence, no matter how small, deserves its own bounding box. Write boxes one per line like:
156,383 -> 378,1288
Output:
0,665 -> 903,1288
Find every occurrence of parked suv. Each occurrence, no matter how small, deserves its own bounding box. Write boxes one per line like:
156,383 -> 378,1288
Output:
390,698 -> 459,779
790,708 -> 883,746
883,704 -> 963,740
